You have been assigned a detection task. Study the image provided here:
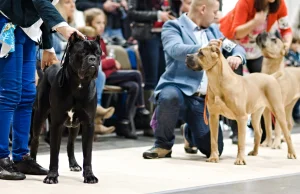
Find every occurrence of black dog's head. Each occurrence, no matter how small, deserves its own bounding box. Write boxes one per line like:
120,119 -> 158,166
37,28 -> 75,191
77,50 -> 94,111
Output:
66,32 -> 102,82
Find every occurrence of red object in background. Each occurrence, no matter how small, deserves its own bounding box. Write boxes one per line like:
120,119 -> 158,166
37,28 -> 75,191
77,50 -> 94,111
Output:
153,0 -> 170,28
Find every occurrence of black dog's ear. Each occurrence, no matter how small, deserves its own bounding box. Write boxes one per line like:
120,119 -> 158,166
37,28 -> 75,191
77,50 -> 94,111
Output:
94,35 -> 101,45
69,32 -> 81,43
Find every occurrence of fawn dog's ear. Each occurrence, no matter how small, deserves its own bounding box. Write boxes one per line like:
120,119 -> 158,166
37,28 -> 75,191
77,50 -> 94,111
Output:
211,45 -> 220,58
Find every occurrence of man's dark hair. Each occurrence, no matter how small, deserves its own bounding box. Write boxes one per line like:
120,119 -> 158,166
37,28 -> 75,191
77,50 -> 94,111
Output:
255,0 -> 280,14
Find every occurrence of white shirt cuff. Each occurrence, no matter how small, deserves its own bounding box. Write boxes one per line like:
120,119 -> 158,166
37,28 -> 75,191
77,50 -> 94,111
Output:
52,22 -> 69,31
157,10 -> 162,22
44,48 -> 55,53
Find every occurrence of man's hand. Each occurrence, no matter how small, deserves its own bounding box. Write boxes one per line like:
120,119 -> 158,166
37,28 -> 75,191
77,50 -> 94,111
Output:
115,60 -> 122,70
56,26 -> 85,40
120,0 -> 128,10
41,50 -> 60,70
103,0 -> 120,12
227,56 -> 242,70
208,39 -> 222,47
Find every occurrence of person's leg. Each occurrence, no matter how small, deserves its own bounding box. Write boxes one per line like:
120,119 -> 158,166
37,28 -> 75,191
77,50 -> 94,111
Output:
0,29 -> 24,160
104,27 -> 124,39
246,56 -> 263,73
8,28 -> 48,175
245,57 -> 266,142
185,96 -> 224,158
143,86 -> 187,159
138,35 -> 160,90
229,64 -> 244,144
95,69 -> 106,106
12,34 -> 36,162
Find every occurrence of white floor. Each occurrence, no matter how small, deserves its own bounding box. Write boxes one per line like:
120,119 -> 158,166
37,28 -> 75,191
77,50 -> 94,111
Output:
2,134 -> 300,194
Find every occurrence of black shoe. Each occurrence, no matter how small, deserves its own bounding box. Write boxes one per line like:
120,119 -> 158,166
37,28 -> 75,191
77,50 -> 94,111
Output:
135,108 -> 151,129
14,154 -> 48,175
232,135 -> 238,145
116,119 -> 138,140
136,107 -> 150,117
143,129 -> 154,137
0,157 -> 26,180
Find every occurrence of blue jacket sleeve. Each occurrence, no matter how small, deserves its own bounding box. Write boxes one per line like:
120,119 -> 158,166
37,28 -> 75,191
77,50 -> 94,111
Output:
161,20 -> 201,62
32,0 -> 65,30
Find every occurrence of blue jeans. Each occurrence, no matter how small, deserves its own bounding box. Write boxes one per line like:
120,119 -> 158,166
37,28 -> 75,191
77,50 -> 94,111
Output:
0,16 -> 36,161
104,27 -> 124,39
138,34 -> 165,90
154,86 -> 224,157
95,69 -> 106,106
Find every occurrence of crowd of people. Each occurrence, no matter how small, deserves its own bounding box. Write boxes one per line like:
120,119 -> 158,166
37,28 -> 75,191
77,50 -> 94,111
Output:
0,0 -> 300,181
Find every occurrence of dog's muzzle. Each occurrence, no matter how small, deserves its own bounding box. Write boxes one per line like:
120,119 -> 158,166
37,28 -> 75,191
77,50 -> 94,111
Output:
78,56 -> 99,80
186,54 -> 202,71
256,31 -> 268,48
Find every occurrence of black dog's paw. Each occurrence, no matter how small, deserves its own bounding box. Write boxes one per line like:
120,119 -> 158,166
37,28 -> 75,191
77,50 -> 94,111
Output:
83,167 -> 98,184
70,163 -> 82,172
43,171 -> 59,184
83,174 -> 98,184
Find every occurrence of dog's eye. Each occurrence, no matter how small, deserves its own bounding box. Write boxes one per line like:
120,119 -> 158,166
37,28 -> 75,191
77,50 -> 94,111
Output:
271,38 -> 277,43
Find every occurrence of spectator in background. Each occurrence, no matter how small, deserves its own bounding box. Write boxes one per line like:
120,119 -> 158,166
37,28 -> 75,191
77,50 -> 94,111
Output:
84,8 -> 151,139
127,0 -> 176,113
76,0 -> 128,39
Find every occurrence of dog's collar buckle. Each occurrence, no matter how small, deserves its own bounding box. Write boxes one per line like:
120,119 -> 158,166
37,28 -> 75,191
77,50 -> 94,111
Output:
78,83 -> 82,89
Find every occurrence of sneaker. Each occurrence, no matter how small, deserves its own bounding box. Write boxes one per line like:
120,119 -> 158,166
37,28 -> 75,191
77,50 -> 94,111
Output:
180,124 -> 198,154
14,154 -> 48,175
143,147 -> 172,159
0,157 -> 26,180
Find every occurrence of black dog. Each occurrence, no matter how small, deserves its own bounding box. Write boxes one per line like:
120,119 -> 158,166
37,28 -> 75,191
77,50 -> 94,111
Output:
30,33 -> 101,184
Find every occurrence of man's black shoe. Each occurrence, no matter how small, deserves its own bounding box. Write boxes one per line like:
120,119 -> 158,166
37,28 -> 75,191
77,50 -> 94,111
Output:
0,157 -> 26,180
14,154 -> 48,175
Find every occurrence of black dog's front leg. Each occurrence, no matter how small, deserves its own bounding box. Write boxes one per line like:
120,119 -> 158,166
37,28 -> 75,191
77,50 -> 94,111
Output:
67,126 -> 82,172
43,122 -> 64,184
81,123 -> 98,184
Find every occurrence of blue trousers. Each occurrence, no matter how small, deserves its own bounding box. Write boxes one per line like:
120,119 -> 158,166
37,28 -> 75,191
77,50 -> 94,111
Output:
154,86 -> 224,157
95,69 -> 106,106
138,34 -> 166,90
0,16 -> 36,161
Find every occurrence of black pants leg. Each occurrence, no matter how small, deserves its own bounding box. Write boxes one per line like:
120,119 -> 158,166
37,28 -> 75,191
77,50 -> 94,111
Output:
246,56 -> 266,142
229,65 -> 243,137
106,70 -> 144,120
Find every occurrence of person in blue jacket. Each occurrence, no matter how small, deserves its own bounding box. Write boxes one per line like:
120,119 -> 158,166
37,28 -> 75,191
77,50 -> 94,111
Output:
0,0 -> 84,180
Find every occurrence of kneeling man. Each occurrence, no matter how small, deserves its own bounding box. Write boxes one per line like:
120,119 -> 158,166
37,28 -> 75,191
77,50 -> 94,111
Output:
143,0 -> 246,159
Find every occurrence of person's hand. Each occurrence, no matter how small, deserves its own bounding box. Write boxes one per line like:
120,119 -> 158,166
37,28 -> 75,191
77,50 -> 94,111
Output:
168,13 -> 176,20
120,0 -> 128,10
160,11 -> 172,22
103,0 -> 120,12
115,60 -> 122,70
208,39 -> 222,47
283,42 -> 291,55
56,26 -> 85,40
227,56 -> 242,70
41,50 -> 60,69
253,11 -> 266,26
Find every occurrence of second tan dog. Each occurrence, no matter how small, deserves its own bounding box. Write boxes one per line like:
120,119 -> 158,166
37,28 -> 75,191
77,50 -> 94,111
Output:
186,43 -> 296,165
256,32 -> 300,149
